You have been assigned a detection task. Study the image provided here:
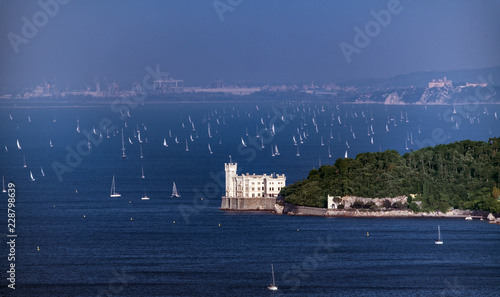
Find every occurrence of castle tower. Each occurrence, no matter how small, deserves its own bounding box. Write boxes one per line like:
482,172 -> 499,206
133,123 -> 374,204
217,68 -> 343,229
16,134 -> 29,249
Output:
225,162 -> 237,197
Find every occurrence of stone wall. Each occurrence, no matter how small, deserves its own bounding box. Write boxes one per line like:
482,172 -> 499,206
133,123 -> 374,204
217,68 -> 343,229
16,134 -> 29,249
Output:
220,197 -> 276,211
284,203 -> 328,216
341,195 -> 407,209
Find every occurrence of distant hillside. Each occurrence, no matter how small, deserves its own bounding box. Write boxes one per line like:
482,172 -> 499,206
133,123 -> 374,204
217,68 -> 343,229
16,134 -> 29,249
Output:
345,66 -> 500,89
280,138 -> 500,213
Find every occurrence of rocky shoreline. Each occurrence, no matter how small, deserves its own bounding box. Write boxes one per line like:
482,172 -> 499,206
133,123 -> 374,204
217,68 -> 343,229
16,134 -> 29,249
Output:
273,203 -> 500,224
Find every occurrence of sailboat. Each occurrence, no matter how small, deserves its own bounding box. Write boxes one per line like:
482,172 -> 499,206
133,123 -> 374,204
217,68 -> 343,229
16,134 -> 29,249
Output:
345,150 -> 348,159
171,182 -> 181,198
267,264 -> 278,291
241,137 -> 247,147
141,190 -> 150,200
17,139 -> 21,150
435,225 -> 443,244
296,145 -> 300,157
121,129 -> 127,159
76,122 -> 80,133
185,139 -> 189,151
163,138 -> 168,147
274,144 -> 280,156
328,146 -> 331,158
30,171 -> 35,182
2,176 -> 6,193
49,139 -> 53,148
208,143 -> 213,154
139,145 -> 144,159
141,165 -> 145,179
110,175 -> 121,197
23,154 -> 27,168
40,166 -> 45,176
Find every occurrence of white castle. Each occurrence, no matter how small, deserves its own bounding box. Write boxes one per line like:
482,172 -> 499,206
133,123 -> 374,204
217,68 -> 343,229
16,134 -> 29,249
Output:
224,163 -> 286,199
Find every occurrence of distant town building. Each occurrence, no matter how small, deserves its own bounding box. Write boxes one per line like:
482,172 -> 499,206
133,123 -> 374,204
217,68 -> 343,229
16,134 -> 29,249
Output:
153,78 -> 184,93
224,162 -> 286,198
183,86 -> 260,95
428,77 -> 452,88
465,82 -> 488,88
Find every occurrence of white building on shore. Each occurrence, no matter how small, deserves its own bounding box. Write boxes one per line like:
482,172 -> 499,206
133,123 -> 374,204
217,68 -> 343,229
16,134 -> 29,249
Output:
224,162 -> 286,198
428,77 -> 453,88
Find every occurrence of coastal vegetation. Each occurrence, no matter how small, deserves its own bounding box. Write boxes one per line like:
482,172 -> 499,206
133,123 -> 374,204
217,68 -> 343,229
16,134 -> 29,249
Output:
280,138 -> 500,213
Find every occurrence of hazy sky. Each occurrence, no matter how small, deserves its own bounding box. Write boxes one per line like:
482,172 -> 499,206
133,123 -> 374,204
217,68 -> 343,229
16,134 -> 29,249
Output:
1,0 -> 499,89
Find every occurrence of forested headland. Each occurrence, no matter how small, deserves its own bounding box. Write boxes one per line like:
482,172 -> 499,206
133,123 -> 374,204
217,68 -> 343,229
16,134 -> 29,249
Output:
280,138 -> 500,213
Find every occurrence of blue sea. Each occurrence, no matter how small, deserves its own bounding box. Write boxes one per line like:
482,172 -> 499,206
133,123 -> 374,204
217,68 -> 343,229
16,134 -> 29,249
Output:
0,102 -> 499,296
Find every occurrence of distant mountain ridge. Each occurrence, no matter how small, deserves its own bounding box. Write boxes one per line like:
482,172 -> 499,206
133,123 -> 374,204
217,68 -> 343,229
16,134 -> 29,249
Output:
340,66 -> 500,104
345,66 -> 500,89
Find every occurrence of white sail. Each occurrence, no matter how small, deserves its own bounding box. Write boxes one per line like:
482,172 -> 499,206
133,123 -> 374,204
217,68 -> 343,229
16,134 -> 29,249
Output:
208,143 -> 212,154
141,165 -> 145,179
171,182 -> 181,198
129,137 -> 133,145
296,145 -> 300,157
163,138 -> 168,147
110,175 -> 121,197
241,137 -> 247,147
30,171 -> 35,181
185,139 -> 189,151
328,146 -> 331,158
17,139 -> 21,150
138,131 -> 142,143
77,122 -> 80,133
267,264 -> 278,291
345,150 -> 348,158
435,225 -> 443,244
121,129 -> 127,159
40,166 -> 45,176
50,140 -> 53,147
140,144 -> 143,158
275,144 -> 280,155
2,176 -> 6,192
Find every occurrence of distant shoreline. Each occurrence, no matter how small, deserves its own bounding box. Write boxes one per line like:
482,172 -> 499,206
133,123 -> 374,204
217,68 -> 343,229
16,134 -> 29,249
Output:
0,100 -> 499,108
